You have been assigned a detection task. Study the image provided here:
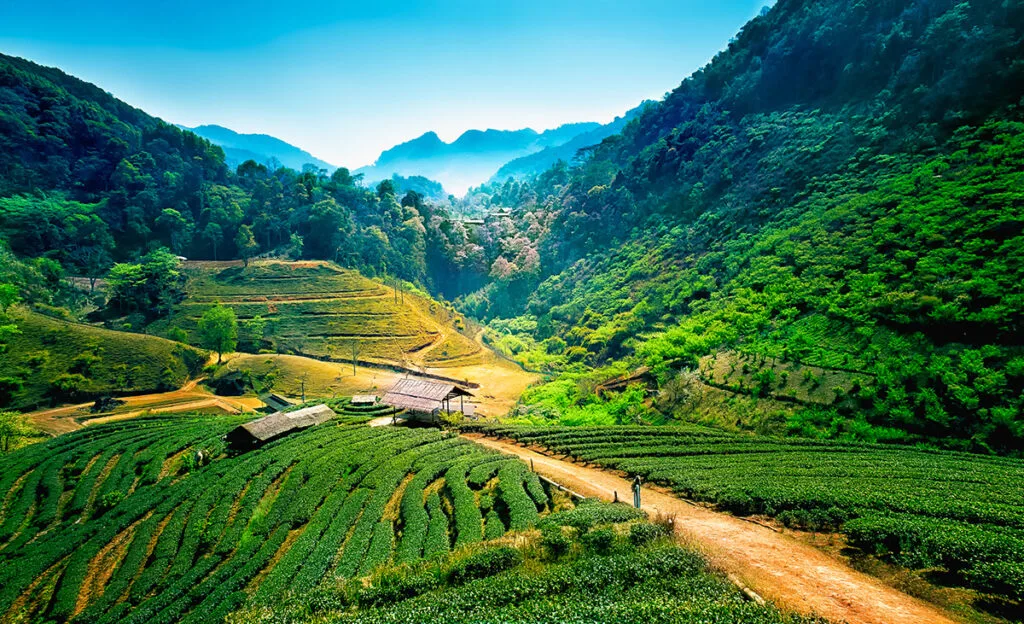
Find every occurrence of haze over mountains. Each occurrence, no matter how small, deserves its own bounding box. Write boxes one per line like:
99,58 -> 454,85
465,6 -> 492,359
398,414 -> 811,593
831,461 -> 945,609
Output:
181,124 -> 335,172
354,115 -> 640,195
182,111 -> 649,196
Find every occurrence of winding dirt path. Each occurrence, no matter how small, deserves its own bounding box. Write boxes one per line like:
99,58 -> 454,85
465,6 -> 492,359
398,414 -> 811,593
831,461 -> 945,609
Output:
464,433 -> 958,624
27,376 -> 260,436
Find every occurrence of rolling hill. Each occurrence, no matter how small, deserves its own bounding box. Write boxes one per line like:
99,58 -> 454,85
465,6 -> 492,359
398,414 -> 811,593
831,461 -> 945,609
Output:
0,309 -> 207,411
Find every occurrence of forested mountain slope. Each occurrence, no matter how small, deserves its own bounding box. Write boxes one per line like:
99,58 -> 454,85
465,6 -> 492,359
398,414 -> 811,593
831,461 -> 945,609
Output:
0,53 -> 458,287
452,0 -> 1024,453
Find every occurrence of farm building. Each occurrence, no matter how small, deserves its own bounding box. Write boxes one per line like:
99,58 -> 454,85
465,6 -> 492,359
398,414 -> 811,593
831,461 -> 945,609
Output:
226,404 -> 336,450
382,378 -> 474,423
350,394 -> 378,406
259,392 -> 294,411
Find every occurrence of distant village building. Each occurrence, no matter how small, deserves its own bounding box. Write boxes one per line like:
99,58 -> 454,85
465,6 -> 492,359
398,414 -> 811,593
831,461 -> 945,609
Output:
382,378 -> 474,424
226,404 -> 336,450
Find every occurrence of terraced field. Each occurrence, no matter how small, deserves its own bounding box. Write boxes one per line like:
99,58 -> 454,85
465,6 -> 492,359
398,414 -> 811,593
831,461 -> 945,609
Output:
152,261 -> 485,369
471,425 -> 1024,606
0,415 -> 551,623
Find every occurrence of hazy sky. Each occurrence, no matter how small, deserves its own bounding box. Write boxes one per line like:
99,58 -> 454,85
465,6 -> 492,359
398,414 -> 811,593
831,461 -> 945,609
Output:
1,1 -> 770,169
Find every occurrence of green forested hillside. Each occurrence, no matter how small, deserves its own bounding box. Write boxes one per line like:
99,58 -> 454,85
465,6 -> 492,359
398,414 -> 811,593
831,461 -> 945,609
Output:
0,52 -> 466,287
448,0 -> 1024,453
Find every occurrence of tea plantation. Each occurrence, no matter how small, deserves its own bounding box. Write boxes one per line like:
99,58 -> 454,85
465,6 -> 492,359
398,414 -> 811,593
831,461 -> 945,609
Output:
0,415 -> 550,623
470,425 -> 1024,604
228,501 -> 824,624
150,261 -> 483,368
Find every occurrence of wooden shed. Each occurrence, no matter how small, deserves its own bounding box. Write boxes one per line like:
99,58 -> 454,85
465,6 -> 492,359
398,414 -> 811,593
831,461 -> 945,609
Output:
259,392 -> 293,412
350,395 -> 378,406
226,404 -> 336,451
382,378 -> 474,423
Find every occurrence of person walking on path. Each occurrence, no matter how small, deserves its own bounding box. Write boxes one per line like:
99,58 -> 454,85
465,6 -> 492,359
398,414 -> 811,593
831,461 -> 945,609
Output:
632,475 -> 642,508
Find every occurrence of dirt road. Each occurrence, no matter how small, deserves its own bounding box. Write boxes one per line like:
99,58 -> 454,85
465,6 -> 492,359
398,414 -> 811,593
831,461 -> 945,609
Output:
465,433 -> 958,624
27,377 -> 261,436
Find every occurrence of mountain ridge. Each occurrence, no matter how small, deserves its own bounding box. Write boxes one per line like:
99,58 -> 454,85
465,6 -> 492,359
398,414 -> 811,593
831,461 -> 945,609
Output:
356,121 -> 605,195
182,123 -> 335,172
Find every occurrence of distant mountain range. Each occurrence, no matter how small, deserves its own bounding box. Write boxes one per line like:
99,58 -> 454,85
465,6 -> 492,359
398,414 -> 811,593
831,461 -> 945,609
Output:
355,119 -> 636,195
180,124 -> 335,172
182,106 -> 649,196
490,102 -> 652,183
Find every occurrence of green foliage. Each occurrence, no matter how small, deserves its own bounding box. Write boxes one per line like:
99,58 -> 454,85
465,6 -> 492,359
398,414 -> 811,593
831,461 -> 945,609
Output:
0,310 -> 205,409
0,410 -> 33,453
580,526 -> 616,554
629,521 -> 671,547
235,545 -> 821,624
106,248 -> 186,320
198,304 -> 238,362
0,418 -> 552,622
444,546 -> 522,585
483,424 -> 1024,603
540,499 -> 646,532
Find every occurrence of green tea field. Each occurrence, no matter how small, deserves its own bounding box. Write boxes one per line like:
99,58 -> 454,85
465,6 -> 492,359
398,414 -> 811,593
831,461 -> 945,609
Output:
471,425 -> 1024,608
0,414 -> 557,623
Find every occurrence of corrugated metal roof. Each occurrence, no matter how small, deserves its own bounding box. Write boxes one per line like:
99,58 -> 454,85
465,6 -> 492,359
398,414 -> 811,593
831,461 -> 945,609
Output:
387,378 -> 473,401
382,393 -> 442,413
259,393 -> 293,411
239,404 -> 336,441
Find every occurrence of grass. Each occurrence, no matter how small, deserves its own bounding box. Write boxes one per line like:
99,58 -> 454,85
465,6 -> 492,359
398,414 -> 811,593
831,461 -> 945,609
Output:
0,309 -> 207,410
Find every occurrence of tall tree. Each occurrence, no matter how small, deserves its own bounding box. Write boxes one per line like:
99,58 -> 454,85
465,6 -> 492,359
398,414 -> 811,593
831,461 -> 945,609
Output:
198,304 -> 237,364
235,224 -> 259,267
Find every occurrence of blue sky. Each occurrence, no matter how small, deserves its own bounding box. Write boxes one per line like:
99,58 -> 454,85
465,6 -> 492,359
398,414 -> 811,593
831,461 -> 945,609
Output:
1,1 -> 770,168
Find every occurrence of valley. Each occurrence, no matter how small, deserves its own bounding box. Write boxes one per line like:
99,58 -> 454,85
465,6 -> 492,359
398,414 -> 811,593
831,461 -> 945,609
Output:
1,0 -> 1023,622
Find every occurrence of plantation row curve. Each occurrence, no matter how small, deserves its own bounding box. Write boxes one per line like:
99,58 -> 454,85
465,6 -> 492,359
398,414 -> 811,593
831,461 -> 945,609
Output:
0,414 -> 551,623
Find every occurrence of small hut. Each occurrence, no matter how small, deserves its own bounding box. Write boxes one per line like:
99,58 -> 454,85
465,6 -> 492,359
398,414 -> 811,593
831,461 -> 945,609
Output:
382,378 -> 474,424
259,392 -> 293,412
226,404 -> 336,451
350,395 -> 378,406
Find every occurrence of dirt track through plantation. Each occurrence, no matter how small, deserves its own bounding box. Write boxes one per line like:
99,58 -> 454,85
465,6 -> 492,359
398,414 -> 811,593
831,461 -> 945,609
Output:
464,433 -> 957,624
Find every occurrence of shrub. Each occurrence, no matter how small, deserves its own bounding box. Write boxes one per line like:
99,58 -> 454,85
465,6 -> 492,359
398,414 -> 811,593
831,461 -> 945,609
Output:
445,546 -> 522,585
50,373 -> 88,398
358,570 -> 439,607
541,526 -> 572,559
581,527 -> 616,554
97,490 -> 125,514
629,522 -> 670,547
71,351 -> 101,375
